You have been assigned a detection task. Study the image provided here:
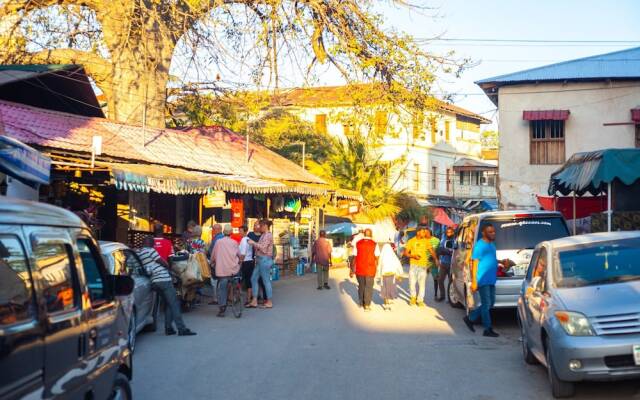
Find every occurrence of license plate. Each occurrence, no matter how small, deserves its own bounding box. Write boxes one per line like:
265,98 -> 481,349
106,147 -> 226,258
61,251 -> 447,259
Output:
634,345 -> 640,366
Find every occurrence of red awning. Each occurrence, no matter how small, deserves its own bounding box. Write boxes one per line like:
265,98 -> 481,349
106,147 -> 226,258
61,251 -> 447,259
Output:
632,108 -> 640,123
536,195 -> 607,220
523,110 -> 570,121
432,207 -> 456,227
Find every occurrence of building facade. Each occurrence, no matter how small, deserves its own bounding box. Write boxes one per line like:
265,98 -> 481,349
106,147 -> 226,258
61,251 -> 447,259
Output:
272,84 -> 495,203
477,47 -> 640,209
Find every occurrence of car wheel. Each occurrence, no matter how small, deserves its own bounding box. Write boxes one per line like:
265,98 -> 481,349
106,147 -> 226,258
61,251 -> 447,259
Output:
545,338 -> 576,398
518,314 -> 537,365
127,310 -> 136,354
110,372 -> 132,400
447,278 -> 463,309
143,296 -> 159,333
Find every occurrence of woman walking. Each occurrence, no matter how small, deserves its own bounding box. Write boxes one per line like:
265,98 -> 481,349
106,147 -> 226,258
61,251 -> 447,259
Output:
377,242 -> 404,310
247,219 -> 274,309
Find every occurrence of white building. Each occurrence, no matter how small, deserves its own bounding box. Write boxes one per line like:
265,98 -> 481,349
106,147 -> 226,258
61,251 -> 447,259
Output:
477,47 -> 640,209
271,84 -> 495,203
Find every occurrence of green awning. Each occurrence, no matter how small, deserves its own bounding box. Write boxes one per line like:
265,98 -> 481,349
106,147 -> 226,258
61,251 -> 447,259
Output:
548,148 -> 640,196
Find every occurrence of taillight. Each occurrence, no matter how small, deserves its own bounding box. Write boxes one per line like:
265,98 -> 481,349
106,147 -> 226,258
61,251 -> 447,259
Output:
514,213 -> 533,218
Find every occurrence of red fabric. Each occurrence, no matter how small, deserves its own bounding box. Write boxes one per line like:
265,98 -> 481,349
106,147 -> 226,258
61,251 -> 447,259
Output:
632,108 -> 640,123
153,237 -> 174,262
230,199 -> 244,228
523,110 -> 570,121
432,207 -> 456,227
355,239 -> 377,277
230,233 -> 243,244
536,195 -> 607,220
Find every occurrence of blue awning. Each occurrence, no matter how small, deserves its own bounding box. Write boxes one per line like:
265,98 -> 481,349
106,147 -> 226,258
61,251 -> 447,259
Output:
0,135 -> 50,186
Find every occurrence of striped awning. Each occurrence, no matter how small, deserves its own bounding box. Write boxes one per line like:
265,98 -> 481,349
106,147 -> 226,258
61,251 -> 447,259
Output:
632,108 -> 640,123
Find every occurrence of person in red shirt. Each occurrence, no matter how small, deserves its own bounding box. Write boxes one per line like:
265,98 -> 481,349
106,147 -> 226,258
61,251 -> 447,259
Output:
153,222 -> 174,262
353,228 -> 380,311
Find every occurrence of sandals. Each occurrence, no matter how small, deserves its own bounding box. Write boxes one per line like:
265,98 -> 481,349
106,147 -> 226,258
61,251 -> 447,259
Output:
245,303 -> 257,308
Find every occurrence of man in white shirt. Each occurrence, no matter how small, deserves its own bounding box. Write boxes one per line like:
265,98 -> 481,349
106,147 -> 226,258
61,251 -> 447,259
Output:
238,225 -> 255,303
348,229 -> 364,275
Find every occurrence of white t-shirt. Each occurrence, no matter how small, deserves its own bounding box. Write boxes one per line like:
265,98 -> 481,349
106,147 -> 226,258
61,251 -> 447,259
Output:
239,236 -> 253,262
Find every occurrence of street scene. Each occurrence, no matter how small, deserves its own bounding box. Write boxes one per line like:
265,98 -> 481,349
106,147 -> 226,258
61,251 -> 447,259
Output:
1,0 -> 640,399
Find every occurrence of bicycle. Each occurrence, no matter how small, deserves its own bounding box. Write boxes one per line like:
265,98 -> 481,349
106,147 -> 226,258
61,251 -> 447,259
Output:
224,274 -> 244,318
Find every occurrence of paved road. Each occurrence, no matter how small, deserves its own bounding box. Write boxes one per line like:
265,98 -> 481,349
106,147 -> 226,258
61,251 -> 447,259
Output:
131,268 -> 639,400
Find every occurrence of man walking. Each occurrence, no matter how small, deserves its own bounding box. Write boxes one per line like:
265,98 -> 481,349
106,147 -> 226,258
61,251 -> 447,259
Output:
404,226 -> 439,307
206,223 -> 224,305
137,237 -> 196,336
463,224 -> 511,337
354,229 -> 379,311
349,229 -> 364,275
312,230 -> 332,290
211,225 -> 240,317
437,227 -> 456,302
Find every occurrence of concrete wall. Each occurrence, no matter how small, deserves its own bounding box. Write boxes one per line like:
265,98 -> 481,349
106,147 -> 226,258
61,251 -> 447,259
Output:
497,81 -> 640,209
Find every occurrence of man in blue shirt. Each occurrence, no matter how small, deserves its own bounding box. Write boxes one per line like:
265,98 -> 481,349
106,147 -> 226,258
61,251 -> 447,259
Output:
463,223 -> 511,337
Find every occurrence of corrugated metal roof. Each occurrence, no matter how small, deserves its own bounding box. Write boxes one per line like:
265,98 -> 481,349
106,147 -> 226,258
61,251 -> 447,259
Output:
0,100 -> 325,185
476,46 -> 640,85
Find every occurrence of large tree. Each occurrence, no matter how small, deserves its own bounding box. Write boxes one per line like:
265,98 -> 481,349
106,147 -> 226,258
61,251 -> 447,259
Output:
0,0 -> 463,127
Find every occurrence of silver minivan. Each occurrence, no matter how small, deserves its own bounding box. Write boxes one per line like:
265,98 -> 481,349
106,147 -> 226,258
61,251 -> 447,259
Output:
518,232 -> 640,398
448,210 -> 570,313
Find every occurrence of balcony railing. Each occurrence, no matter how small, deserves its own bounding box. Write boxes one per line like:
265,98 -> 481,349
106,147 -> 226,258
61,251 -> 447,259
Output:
452,183 -> 496,199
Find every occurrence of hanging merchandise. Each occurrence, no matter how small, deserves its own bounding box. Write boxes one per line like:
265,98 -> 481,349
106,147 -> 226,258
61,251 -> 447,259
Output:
230,198 -> 244,227
273,195 -> 285,213
284,197 -> 302,213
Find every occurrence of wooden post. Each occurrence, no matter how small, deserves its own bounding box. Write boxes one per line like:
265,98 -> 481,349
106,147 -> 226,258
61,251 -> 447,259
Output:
607,182 -> 612,232
572,192 -> 577,235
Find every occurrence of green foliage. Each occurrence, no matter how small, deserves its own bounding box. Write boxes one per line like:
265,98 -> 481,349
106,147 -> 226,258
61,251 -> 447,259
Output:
481,130 -> 499,148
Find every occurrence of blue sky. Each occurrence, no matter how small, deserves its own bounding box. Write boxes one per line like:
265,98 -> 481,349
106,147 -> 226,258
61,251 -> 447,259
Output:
371,0 -> 640,124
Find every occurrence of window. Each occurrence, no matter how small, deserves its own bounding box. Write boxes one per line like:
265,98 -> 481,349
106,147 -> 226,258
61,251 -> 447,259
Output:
636,125 -> 640,148
459,171 -> 465,185
374,111 -> 387,136
77,238 -> 109,308
34,242 -> 77,314
530,120 -> 565,164
412,163 -> 420,192
444,120 -> 451,142
431,166 -> 437,190
124,250 -> 143,276
430,119 -> 437,143
0,236 -> 35,325
446,169 -> 451,192
315,114 -> 327,135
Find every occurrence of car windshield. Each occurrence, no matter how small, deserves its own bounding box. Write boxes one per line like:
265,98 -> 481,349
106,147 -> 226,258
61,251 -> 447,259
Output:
555,239 -> 640,288
485,217 -> 569,251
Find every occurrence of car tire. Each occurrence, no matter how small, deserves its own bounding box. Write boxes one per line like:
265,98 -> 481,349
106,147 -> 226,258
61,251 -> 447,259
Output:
447,278 -> 463,309
545,338 -> 576,398
128,310 -> 136,354
518,314 -> 537,365
110,372 -> 132,400
143,296 -> 159,333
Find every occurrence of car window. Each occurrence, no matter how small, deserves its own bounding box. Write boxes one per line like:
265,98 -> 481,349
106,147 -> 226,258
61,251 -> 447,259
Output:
77,238 -> 109,308
124,250 -> 143,275
0,236 -> 36,325
526,249 -> 540,282
33,242 -> 78,314
482,217 -> 568,251
113,250 -> 127,275
555,239 -> 640,288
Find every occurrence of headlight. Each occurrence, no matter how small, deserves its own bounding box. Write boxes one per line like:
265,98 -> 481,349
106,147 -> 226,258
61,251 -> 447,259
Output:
554,311 -> 595,336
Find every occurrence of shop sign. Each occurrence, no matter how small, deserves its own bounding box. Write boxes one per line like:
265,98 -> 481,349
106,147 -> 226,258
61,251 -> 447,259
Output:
203,191 -> 226,208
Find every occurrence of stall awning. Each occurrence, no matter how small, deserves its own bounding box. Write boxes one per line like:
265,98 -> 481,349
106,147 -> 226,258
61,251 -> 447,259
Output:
523,110 -> 570,121
432,207 -> 456,227
632,108 -> 640,123
0,135 -> 50,186
536,195 -> 607,220
548,148 -> 640,196
103,161 -> 332,196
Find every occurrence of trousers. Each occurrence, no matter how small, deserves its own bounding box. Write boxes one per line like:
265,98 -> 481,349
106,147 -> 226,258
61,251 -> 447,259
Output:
356,275 -> 374,307
469,284 -> 496,330
316,263 -> 329,287
408,265 -> 427,301
152,281 -> 186,331
252,256 -> 273,300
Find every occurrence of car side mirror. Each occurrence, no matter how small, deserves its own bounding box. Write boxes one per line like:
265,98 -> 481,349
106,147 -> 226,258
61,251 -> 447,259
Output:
109,275 -> 134,296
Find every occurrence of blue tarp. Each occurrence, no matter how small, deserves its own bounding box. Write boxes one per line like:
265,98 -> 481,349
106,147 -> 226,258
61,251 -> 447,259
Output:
0,135 -> 50,187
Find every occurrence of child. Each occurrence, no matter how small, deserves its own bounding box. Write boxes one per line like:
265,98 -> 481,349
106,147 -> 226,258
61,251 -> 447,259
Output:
377,242 -> 404,310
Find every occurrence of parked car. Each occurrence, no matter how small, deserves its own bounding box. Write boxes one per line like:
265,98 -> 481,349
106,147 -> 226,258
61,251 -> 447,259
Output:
100,241 -> 159,353
518,231 -> 640,398
0,198 -> 134,400
448,210 -> 570,312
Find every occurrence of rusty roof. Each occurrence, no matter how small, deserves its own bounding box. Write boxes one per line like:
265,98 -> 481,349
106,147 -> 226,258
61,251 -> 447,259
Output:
0,100 -> 325,185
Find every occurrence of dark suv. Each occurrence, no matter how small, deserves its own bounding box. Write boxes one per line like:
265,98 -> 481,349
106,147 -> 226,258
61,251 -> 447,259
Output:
0,198 -> 134,400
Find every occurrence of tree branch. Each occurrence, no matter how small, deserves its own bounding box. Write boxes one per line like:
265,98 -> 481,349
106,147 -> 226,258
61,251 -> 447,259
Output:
27,48 -> 111,83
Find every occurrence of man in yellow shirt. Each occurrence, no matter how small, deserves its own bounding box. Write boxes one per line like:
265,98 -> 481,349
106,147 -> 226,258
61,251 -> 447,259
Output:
404,226 -> 440,307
